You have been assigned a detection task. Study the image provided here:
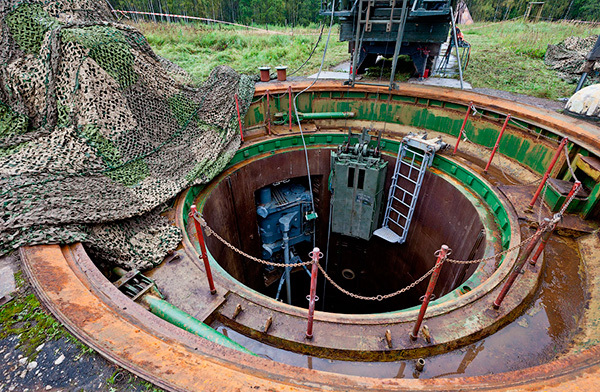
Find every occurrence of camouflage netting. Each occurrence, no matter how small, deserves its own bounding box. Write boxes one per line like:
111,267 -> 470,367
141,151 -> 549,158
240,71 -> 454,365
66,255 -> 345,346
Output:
545,36 -> 600,84
0,0 -> 254,271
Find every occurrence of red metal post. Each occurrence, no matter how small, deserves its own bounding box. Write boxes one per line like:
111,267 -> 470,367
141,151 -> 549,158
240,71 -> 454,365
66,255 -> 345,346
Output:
306,247 -> 321,339
190,205 -> 217,295
266,90 -> 271,135
529,224 -> 554,266
527,137 -> 569,209
453,103 -> 473,154
493,226 -> 545,309
234,93 -> 244,142
288,85 -> 293,131
530,181 -> 580,266
484,114 -> 511,172
559,180 -> 582,215
410,245 -> 450,341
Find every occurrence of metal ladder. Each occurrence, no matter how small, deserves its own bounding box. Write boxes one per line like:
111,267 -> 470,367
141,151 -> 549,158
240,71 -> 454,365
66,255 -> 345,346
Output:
374,134 -> 446,243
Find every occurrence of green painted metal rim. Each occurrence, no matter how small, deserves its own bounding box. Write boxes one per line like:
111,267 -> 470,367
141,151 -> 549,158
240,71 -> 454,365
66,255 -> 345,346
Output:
180,134 -> 517,318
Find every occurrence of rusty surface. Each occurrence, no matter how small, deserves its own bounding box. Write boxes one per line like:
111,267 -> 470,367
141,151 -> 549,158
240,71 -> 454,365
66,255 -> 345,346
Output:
498,184 -> 598,234
254,81 -> 600,157
177,150 -> 536,360
184,144 -> 518,322
18,242 -> 600,391
17,82 -> 600,390
201,147 -> 487,314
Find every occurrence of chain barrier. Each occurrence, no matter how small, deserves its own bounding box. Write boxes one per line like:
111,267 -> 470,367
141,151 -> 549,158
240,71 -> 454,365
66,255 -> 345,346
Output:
564,143 -> 580,183
317,255 -> 445,301
559,182 -> 582,216
469,103 -> 561,146
191,213 -> 312,268
446,231 -> 539,264
194,213 -> 545,300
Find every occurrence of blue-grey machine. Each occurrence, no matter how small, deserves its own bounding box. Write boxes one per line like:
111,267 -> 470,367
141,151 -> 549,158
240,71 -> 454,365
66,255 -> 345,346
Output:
256,181 -> 317,304
330,129 -> 388,240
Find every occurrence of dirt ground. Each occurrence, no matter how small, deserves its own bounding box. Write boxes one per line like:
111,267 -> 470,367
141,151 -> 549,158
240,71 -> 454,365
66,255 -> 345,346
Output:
0,253 -> 164,392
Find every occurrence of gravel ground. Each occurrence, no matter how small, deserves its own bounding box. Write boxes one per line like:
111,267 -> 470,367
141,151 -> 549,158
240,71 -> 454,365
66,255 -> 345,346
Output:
0,253 -> 164,392
472,87 -> 565,112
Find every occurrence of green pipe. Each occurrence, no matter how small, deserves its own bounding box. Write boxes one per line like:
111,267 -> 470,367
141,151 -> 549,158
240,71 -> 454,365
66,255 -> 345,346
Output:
298,111 -> 355,120
141,295 -> 256,356
275,111 -> 355,124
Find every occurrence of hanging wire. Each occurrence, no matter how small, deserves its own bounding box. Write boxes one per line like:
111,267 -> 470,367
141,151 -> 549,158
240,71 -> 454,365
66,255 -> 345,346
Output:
288,22 -> 326,77
291,0 -> 337,246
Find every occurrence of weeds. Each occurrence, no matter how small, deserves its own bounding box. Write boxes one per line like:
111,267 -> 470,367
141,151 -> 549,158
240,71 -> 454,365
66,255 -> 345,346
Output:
0,271 -> 94,360
462,21 -> 600,99
136,22 -> 347,83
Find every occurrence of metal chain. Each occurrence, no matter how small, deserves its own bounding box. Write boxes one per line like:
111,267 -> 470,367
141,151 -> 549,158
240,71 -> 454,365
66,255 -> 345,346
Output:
559,183 -> 581,216
317,258 -> 444,301
446,231 -> 539,264
195,215 -> 540,299
538,182 -> 548,224
564,143 -> 580,183
193,214 -> 312,268
469,105 -> 560,145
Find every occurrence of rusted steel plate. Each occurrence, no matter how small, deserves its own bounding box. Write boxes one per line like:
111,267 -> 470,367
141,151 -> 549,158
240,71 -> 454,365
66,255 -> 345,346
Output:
498,184 -> 598,234
18,243 -> 600,391
255,81 -> 600,157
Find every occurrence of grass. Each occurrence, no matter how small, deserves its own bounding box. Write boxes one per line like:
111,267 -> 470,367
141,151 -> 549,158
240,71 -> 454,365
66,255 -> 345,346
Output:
136,22 -> 348,83
0,271 -> 68,359
462,21 -> 600,99
137,19 -> 600,100
0,270 -> 95,360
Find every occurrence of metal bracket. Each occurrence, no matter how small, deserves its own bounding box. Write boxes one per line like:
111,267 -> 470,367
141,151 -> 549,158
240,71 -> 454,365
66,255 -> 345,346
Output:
365,0 -> 374,32
113,269 -> 164,302
387,0 -> 396,32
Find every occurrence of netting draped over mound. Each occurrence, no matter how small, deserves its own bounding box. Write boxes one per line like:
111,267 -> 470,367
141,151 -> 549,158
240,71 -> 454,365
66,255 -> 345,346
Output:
545,36 -> 600,84
0,0 -> 255,271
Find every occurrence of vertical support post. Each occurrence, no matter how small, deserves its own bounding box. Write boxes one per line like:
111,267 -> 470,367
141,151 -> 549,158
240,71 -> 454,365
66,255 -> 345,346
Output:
189,205 -> 217,295
493,226 -> 546,309
527,137 -> 569,210
288,86 -> 293,131
559,180 -> 582,215
266,90 -> 271,135
282,231 -> 292,305
530,181 -> 581,266
306,247 -> 321,339
484,114 -> 511,172
453,103 -> 473,154
234,93 -> 244,142
388,0 -> 409,90
410,245 -> 450,340
350,0 -> 364,86
450,6 -> 464,90
529,221 -> 554,266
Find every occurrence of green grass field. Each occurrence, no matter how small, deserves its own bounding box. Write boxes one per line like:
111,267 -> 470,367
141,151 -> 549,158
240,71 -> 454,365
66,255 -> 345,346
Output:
138,22 -> 348,83
136,20 -> 600,100
462,21 -> 600,99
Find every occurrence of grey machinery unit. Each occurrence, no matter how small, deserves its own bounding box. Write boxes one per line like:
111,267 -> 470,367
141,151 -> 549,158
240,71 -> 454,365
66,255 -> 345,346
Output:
330,129 -> 388,240
256,181 -> 316,304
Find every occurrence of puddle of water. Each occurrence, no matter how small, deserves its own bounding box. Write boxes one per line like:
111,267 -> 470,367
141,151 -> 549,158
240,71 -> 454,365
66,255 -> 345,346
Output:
211,235 -> 585,379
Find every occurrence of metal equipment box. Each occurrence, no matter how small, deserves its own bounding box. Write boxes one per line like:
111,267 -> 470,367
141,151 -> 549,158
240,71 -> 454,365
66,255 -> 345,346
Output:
330,130 -> 388,240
